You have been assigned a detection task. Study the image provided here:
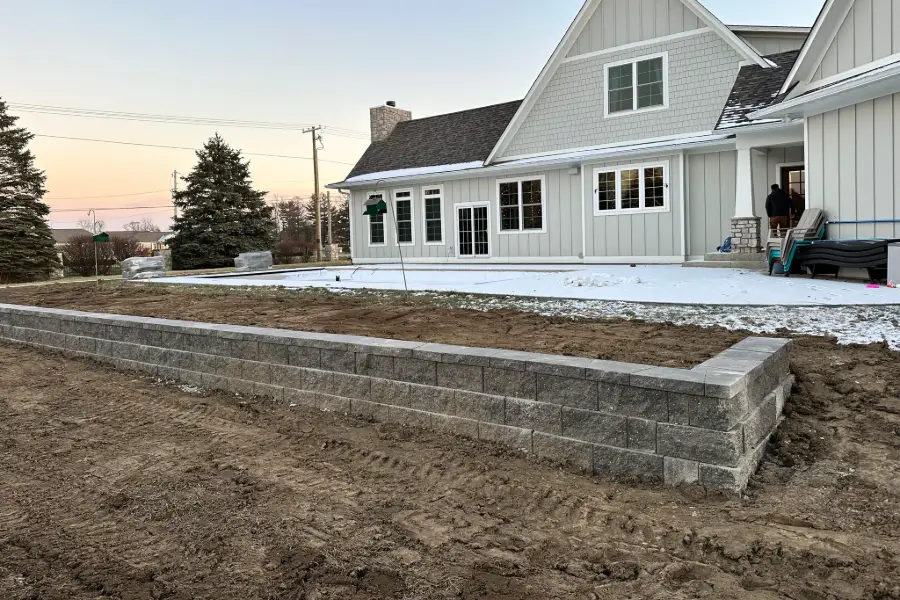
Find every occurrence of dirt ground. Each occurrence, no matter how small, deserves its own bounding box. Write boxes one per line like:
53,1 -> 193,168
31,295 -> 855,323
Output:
1,283 -> 899,598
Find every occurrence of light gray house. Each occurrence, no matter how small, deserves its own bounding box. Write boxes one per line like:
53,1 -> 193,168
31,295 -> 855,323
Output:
329,0 -> 899,265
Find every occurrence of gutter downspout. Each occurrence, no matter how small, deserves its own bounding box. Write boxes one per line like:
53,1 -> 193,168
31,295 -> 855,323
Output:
581,163 -> 587,263
679,151 -> 687,260
340,188 -> 354,264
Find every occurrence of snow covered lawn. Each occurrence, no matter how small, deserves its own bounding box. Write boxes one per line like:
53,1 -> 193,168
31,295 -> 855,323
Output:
160,264 -> 900,307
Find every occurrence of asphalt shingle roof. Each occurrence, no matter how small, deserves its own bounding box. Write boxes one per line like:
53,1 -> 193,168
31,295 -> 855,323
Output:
716,50 -> 801,130
344,101 -> 522,180
51,229 -> 92,244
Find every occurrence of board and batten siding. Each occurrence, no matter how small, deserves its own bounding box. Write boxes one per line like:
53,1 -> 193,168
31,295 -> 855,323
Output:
807,94 -> 900,240
751,146 -> 805,223
582,153 -> 684,259
736,32 -> 808,56
686,151 -> 736,257
566,0 -> 703,58
813,0 -> 900,82
502,31 -> 743,159
350,167 -> 584,263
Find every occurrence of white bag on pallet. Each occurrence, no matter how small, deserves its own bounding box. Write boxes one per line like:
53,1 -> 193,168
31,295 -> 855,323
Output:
234,251 -> 273,272
121,256 -> 166,280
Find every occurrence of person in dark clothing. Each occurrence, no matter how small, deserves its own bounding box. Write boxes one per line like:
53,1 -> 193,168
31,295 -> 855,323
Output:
765,184 -> 792,237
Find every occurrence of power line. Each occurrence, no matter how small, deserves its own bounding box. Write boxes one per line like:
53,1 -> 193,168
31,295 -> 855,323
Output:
32,134 -> 358,166
49,205 -> 172,213
45,189 -> 169,200
11,103 -> 371,140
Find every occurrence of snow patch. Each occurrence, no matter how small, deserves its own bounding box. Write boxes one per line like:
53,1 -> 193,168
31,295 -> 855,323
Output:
342,161 -> 484,184
565,273 -> 642,288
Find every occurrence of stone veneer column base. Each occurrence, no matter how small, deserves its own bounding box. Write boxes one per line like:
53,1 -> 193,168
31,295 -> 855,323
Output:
731,217 -> 762,254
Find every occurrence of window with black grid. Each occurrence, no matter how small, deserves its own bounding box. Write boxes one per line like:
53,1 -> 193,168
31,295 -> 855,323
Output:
423,188 -> 443,243
394,191 -> 412,244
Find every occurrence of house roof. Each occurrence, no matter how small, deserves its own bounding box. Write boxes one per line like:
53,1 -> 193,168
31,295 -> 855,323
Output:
343,101 -> 522,181
106,231 -> 172,243
51,229 -> 92,244
716,50 -> 801,129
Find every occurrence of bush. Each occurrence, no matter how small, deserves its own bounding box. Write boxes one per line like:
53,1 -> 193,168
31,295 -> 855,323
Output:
273,240 -> 316,264
61,234 -> 143,276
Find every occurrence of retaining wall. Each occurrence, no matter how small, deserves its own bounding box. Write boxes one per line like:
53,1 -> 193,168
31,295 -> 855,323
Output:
0,304 -> 793,492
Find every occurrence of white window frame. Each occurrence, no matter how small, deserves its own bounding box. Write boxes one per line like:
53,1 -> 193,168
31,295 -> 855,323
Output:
592,160 -> 670,216
366,190 -> 387,247
496,175 -> 548,235
603,52 -> 669,119
421,184 -> 445,246
455,202 -> 492,258
392,189 -> 415,247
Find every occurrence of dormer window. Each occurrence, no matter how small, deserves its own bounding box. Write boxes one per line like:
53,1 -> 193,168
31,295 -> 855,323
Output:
605,53 -> 668,117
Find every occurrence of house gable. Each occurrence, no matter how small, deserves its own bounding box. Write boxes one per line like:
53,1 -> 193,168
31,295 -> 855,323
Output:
566,0 -> 704,59
486,0 -> 767,163
812,0 -> 900,83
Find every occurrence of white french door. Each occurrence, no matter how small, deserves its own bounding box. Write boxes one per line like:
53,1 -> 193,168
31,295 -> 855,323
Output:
456,204 -> 490,258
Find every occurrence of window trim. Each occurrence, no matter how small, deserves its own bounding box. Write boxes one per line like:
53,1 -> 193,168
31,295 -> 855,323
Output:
603,52 -> 669,119
592,160 -> 670,217
455,202 -> 492,259
421,184 -> 445,246
366,190 -> 387,247
392,188 -> 415,247
496,175 -> 548,235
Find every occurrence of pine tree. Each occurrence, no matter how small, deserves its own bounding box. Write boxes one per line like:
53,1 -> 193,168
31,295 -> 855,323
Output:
0,98 -> 60,282
169,134 -> 276,270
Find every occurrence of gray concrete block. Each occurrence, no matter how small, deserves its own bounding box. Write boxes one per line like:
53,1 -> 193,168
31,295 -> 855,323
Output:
669,392 -> 748,432
431,413 -> 479,439
410,342 -> 458,362
731,337 -> 791,356
300,369 -> 334,395
241,361 -> 273,384
537,375 -> 597,410
393,357 -> 437,385
350,399 -> 391,423
321,348 -> 358,373
479,422 -> 533,454
219,357 -> 244,379
597,382 -> 668,421
776,374 -> 795,417
391,406 -> 433,429
230,339 -> 259,361
593,445 -> 664,483
371,378 -> 411,407
185,334 -> 230,357
356,353 -> 394,379
284,387 -> 319,410
255,383 -> 285,403
441,346 -> 500,367
319,394 -> 351,414
533,433 -> 593,473
134,344 -> 167,365
487,349 -> 534,372
627,418 -> 658,453
657,423 -> 743,467
664,457 -> 700,486
226,378 -> 257,397
333,372 -> 372,401
694,368 -> 748,399
560,407 -> 626,447
408,384 -> 455,414
585,361 -> 649,385
194,353 -> 226,375
631,368 -> 707,396
484,367 -> 536,399
258,342 -> 290,365
122,359 -> 160,378
290,345 -> 323,370
525,355 -> 590,380
505,397 -> 560,435
742,392 -> 777,453
452,390 -> 505,424
166,349 -> 196,371
437,362 -> 483,393
353,339 -> 420,358
201,373 -> 230,392
271,364 -> 304,390
698,435 -> 768,493
159,331 -> 187,351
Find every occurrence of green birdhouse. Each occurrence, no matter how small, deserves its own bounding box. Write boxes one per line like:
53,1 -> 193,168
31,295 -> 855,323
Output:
363,196 -> 387,217
92,232 -> 110,243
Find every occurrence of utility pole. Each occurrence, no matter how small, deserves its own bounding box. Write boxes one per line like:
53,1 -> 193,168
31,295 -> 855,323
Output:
303,126 -> 323,262
326,190 -> 333,252
172,170 -> 179,220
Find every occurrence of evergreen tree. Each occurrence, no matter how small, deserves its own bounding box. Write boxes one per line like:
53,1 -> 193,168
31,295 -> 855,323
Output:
169,134 -> 276,270
0,98 -> 60,282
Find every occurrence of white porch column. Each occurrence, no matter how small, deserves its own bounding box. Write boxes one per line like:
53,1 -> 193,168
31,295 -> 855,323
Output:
731,147 -> 762,254
734,147 -> 755,218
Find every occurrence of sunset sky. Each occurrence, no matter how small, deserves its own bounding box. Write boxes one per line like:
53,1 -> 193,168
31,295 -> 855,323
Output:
2,0 -> 823,231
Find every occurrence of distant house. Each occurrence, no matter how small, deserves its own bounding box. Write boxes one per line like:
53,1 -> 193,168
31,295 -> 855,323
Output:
51,228 -> 92,247
330,0 -> 900,265
106,231 -> 173,252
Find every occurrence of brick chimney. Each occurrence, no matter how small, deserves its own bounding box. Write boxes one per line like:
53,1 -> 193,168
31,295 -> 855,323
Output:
370,101 -> 411,143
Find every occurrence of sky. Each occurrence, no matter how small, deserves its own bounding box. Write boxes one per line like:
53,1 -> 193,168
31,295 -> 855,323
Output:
1,0 -> 824,231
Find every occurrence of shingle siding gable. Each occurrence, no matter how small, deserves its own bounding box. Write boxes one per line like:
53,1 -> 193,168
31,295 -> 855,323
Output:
501,31 -> 744,158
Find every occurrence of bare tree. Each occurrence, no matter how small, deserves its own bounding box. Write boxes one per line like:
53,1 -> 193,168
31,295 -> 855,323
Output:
76,218 -> 105,234
123,217 -> 161,232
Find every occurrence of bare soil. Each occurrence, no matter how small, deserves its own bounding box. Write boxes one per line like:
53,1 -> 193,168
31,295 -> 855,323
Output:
0,283 -> 899,598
